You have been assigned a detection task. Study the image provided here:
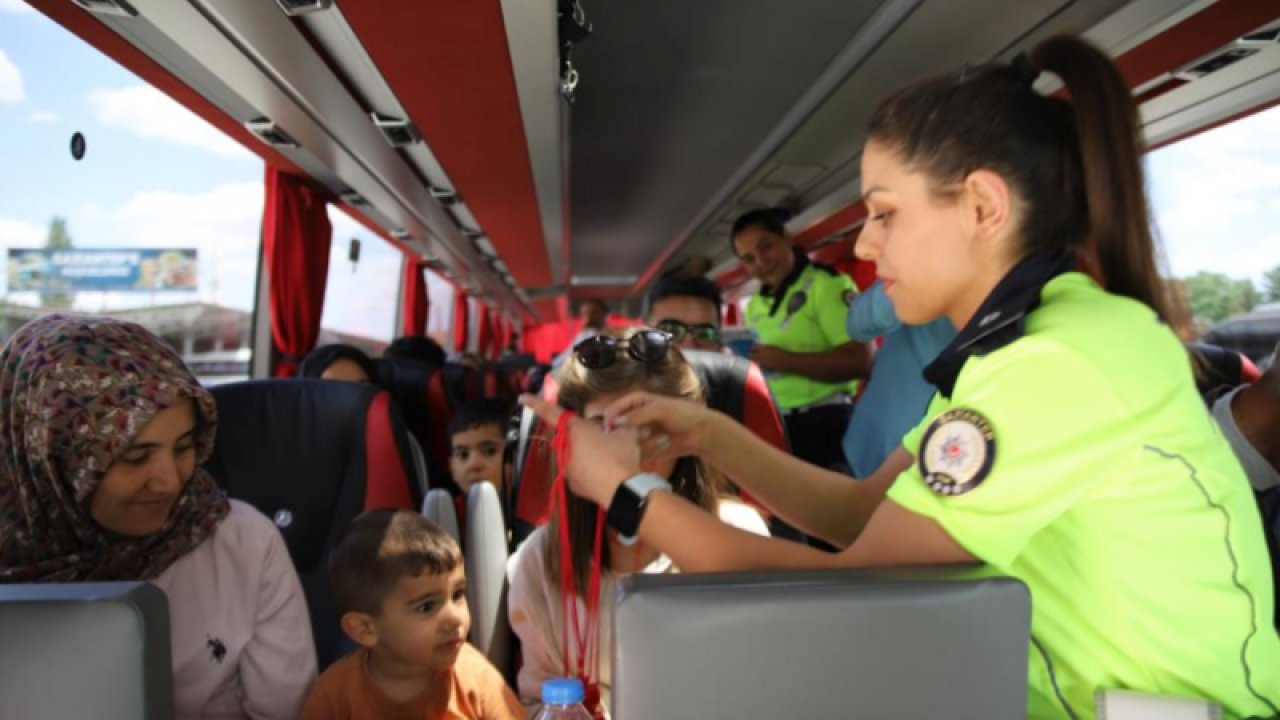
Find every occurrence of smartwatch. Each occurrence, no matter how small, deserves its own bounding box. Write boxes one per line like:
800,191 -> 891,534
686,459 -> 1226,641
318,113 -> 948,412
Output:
606,472 -> 672,542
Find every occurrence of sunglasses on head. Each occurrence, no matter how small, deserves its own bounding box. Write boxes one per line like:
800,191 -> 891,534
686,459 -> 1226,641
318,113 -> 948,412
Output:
573,330 -> 672,370
654,319 -> 721,345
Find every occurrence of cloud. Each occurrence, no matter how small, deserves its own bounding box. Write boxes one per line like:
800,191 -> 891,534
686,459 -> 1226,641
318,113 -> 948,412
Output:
0,48 -> 24,104
88,85 -> 253,160
26,109 -> 58,124
0,216 -> 44,247
0,0 -> 34,15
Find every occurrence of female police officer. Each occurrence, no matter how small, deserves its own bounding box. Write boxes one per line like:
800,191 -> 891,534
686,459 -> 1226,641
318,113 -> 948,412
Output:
523,34 -> 1280,720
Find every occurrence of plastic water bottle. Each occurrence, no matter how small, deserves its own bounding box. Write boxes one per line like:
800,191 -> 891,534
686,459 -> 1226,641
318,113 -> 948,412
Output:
530,678 -> 594,720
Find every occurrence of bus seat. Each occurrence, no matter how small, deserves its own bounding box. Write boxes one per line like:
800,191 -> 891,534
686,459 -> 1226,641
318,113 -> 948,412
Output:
422,488 -> 461,544
376,357 -> 454,492
0,581 -> 172,719
406,434 -> 431,498
1189,342 -> 1260,404
465,481 -> 511,674
205,379 -> 420,668
510,353 -> 788,547
612,567 -> 1029,719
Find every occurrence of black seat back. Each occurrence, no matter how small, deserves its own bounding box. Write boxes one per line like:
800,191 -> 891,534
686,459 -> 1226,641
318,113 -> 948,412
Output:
205,379 -> 419,667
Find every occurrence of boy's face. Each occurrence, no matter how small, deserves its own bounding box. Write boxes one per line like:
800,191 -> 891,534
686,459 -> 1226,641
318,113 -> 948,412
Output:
360,564 -> 470,673
449,424 -> 506,493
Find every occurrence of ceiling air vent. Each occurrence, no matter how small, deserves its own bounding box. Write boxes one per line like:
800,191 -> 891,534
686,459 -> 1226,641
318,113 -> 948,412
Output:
245,118 -> 298,148
339,191 -> 367,206
371,113 -> 422,148
274,0 -> 333,17
430,186 -> 458,205
71,0 -> 138,17
1175,47 -> 1258,80
389,228 -> 411,240
1241,27 -> 1280,46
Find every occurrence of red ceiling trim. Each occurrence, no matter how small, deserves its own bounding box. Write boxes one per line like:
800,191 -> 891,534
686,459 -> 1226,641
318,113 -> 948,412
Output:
27,1 -> 308,178
793,202 -> 868,250
339,1 -> 553,289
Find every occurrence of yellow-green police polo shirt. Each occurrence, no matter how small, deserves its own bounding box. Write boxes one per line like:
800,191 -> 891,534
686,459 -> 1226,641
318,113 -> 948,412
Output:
889,272 -> 1280,720
745,261 -> 858,410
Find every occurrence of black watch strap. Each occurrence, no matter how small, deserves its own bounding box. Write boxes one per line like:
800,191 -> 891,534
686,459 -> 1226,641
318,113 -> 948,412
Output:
605,473 -> 671,538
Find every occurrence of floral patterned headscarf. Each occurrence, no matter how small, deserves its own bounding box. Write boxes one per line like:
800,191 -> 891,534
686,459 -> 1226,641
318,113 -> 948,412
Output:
0,315 -> 229,582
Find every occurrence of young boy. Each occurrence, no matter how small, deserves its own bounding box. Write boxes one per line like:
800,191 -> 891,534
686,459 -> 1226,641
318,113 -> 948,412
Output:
300,510 -> 524,720
448,398 -> 512,495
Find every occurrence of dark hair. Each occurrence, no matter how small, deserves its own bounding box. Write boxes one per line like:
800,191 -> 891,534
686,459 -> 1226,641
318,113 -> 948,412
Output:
549,327 -> 725,591
447,397 -> 512,441
647,273 -> 723,320
579,298 -> 608,314
329,509 -> 462,616
865,35 -> 1174,325
729,208 -> 791,248
385,335 -> 446,367
297,344 -> 376,380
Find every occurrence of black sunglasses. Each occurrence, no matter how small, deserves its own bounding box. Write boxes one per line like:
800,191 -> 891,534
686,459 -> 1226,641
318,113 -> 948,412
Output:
573,330 -> 672,370
654,319 -> 721,345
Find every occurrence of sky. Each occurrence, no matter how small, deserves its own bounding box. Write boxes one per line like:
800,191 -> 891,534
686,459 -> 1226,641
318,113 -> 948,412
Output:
1,2 -> 1278,344
0,1 -> 458,343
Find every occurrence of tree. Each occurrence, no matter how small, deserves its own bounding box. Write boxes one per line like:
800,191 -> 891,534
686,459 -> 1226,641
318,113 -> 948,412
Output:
1264,264 -> 1280,303
1183,271 -> 1261,325
41,216 -> 74,310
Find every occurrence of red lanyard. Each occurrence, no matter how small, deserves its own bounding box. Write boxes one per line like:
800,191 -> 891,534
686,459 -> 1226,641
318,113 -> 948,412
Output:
551,411 -> 606,716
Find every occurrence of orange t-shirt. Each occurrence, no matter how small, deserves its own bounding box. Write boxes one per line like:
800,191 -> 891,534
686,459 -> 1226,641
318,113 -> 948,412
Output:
300,644 -> 526,720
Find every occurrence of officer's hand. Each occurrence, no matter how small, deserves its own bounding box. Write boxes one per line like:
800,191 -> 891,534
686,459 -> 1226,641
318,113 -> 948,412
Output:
750,344 -> 790,371
600,391 -> 722,464
518,394 -> 641,507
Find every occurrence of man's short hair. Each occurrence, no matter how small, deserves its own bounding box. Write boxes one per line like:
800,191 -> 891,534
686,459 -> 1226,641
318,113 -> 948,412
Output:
646,273 -> 723,321
579,298 -> 608,314
447,397 -> 512,441
385,336 -> 446,367
330,510 -> 462,616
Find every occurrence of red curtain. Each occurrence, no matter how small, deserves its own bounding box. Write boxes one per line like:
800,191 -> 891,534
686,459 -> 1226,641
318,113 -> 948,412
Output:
497,314 -> 513,355
451,287 -> 470,352
400,260 -> 429,337
263,167 -> 332,377
476,306 -> 495,359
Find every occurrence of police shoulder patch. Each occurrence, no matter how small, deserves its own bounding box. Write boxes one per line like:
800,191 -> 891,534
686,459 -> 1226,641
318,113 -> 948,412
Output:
916,407 -> 995,496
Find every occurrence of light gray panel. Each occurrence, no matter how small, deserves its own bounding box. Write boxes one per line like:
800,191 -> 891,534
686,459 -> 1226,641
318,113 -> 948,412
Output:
613,568 -> 1030,720
569,1 -> 886,277
0,582 -> 172,720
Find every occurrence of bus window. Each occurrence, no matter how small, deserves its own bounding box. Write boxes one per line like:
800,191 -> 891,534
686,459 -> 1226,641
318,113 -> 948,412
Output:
317,207 -> 402,356
0,9 -> 262,386
1147,103 -> 1280,355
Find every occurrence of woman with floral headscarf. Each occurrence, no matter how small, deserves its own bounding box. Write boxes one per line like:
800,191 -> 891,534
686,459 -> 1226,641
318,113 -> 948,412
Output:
0,315 -> 316,719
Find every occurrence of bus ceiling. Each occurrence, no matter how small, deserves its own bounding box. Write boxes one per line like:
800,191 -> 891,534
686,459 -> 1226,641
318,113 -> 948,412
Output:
32,0 -> 1280,316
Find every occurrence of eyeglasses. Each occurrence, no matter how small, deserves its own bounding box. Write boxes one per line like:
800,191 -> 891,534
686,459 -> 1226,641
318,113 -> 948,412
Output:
654,319 -> 721,346
573,330 -> 672,370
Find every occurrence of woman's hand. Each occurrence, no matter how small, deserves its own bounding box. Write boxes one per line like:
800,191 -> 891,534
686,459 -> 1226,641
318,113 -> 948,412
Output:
518,395 -> 643,507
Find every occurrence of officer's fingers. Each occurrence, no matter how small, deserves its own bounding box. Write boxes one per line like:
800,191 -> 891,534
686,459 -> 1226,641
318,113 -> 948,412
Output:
603,391 -> 665,428
518,394 -> 562,426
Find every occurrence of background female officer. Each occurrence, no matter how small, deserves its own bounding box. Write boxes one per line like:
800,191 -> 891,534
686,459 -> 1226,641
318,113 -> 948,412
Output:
731,209 -> 871,471
524,34 -> 1280,720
